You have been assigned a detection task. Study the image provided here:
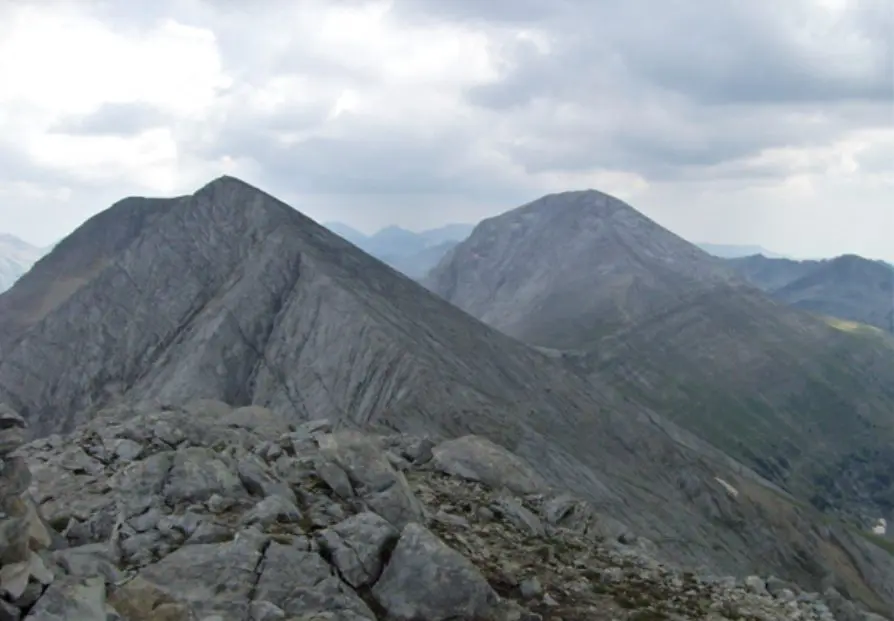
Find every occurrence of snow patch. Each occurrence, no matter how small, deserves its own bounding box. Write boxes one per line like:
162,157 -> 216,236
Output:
714,477 -> 739,498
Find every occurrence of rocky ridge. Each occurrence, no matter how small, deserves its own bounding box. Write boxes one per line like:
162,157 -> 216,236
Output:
0,404 -> 56,618
0,400 -> 887,620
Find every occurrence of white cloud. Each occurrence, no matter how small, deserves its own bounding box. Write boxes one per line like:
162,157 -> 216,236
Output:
0,0 -> 890,263
0,7 -> 228,117
0,2 -> 230,198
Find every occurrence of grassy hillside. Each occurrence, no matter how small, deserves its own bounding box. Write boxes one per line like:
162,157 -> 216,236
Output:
575,285 -> 894,523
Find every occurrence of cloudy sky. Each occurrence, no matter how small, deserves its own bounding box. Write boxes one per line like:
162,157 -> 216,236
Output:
0,0 -> 891,260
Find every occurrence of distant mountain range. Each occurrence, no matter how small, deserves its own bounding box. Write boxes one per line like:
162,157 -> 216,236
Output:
324,220 -> 892,336
322,222 -> 475,278
325,222 -> 796,280
727,253 -> 894,332
696,243 -> 787,259
0,234 -> 50,293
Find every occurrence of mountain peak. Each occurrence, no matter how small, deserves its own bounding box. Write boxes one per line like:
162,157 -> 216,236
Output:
424,189 -> 732,349
509,188 -> 629,221
200,174 -> 255,192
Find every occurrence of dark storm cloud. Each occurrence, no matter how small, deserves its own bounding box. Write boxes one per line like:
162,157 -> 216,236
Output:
138,0 -> 888,199
52,103 -> 168,136
411,0 -> 892,105
460,0 -> 892,107
413,0 -> 893,185
614,1 -> 893,105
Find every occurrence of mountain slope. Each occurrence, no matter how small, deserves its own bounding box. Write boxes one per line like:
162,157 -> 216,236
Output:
424,190 -> 894,531
424,190 -> 737,350
729,254 -> 894,332
0,234 -> 48,293
1,177 -> 892,611
726,254 -> 818,291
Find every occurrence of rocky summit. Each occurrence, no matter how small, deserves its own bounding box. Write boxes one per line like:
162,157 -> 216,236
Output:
0,400 -> 883,621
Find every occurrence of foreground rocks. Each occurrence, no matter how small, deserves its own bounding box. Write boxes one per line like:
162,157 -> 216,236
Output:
1,400 -> 889,620
0,405 -> 56,618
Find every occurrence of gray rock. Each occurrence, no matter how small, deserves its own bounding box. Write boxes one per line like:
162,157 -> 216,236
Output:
163,447 -> 245,506
136,528 -> 267,618
242,495 -> 303,528
159,511 -> 203,539
0,599 -> 20,621
186,521 -> 233,545
118,531 -> 164,566
492,496 -> 544,536
317,512 -> 399,588
401,437 -> 434,465
372,523 -> 498,621
128,507 -> 163,533
0,406 -> 25,431
519,577 -> 543,599
23,576 -> 109,621
64,506 -> 117,547
432,436 -> 549,495
254,541 -> 374,619
745,575 -> 768,595
114,452 -> 175,519
53,543 -> 124,583
766,575 -> 800,597
111,438 -> 144,462
318,433 -> 424,529
432,511 -> 470,529
314,459 -> 354,499
11,581 -> 43,610
56,446 -> 104,476
206,494 -> 235,514
589,514 -> 636,544
237,456 -> 297,505
0,429 -> 25,457
249,600 -> 286,621
0,514 -> 30,566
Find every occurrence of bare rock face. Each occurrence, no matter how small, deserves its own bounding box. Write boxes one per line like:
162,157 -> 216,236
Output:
0,405 -> 56,617
431,435 -> 551,495
0,401 -> 887,620
422,189 -> 736,350
372,522 -> 499,621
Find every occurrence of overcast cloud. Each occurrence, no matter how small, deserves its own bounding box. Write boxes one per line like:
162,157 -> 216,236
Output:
0,0 -> 891,260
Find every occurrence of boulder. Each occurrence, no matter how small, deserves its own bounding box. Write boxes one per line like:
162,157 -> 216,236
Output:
372,523 -> 498,621
431,436 -> 549,495
317,512 -> 399,588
